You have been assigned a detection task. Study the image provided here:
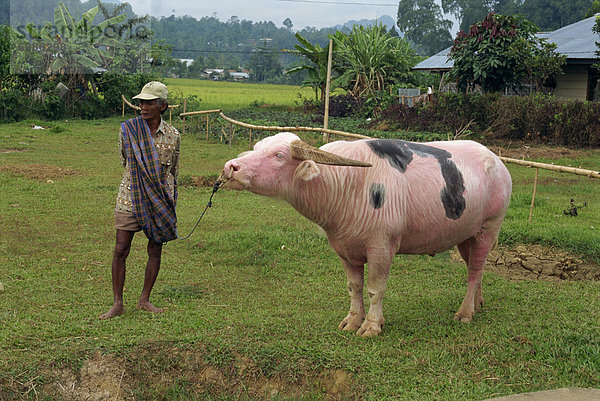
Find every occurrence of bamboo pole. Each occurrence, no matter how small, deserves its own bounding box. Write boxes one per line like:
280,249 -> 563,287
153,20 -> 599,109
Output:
323,38 -> 333,143
182,98 -> 187,135
218,112 -> 370,140
528,168 -> 539,224
122,95 -> 140,111
180,109 -> 222,117
499,157 -> 600,179
206,113 -> 209,140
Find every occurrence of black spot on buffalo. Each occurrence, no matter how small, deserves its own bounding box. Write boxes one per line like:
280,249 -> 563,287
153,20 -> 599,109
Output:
366,140 -> 413,173
370,183 -> 386,209
366,139 -> 466,219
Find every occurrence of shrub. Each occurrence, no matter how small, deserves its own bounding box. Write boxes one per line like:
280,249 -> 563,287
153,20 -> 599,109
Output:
375,93 -> 600,147
0,90 -> 28,122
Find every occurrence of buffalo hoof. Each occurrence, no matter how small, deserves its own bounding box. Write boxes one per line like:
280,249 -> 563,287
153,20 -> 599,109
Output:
338,312 -> 364,332
453,312 -> 474,323
356,316 -> 383,337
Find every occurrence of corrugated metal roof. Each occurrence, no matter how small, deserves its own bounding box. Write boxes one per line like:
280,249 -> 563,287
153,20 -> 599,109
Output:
543,14 -> 598,59
413,14 -> 599,71
413,47 -> 453,70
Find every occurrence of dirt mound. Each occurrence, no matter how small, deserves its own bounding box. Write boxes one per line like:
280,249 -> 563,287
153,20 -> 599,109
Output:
452,245 -> 600,282
52,352 -> 127,401
0,163 -> 80,181
42,346 -> 354,400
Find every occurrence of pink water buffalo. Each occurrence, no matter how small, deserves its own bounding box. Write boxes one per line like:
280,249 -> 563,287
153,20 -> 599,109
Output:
222,132 -> 512,337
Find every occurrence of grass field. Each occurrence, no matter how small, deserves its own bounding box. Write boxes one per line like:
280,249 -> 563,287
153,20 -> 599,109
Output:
0,112 -> 599,400
164,78 -> 318,111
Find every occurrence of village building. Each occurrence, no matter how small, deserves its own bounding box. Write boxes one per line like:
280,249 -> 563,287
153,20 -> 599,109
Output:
413,14 -> 600,101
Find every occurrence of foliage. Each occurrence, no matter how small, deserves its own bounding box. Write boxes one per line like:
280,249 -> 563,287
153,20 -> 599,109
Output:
12,2 -> 129,75
0,24 -> 10,90
333,24 -> 418,100
442,0 -> 597,32
523,40 -> 567,92
374,92 -> 600,147
286,32 -> 342,103
586,0 -> 600,17
449,13 -> 564,93
487,95 -> 600,146
247,44 -> 284,83
290,25 -> 419,117
396,0 -> 454,56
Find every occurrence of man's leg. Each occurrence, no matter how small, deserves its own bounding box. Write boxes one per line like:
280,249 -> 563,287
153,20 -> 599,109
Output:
137,240 -> 164,313
100,229 -> 135,319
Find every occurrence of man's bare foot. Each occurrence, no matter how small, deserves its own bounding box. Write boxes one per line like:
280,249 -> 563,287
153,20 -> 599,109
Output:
99,304 -> 125,320
136,300 -> 164,313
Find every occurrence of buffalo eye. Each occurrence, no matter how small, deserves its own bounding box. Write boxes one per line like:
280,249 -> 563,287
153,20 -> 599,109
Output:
275,152 -> 285,159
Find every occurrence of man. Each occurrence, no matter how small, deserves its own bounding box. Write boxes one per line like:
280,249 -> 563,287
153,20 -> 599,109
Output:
100,81 -> 180,320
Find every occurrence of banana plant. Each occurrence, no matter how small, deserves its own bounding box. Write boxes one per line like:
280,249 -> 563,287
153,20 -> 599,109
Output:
286,32 -> 345,103
51,2 -> 127,74
334,23 -> 416,99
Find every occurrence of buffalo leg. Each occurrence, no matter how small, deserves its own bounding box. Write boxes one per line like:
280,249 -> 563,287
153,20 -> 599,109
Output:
338,259 -> 365,332
357,248 -> 393,337
454,231 -> 496,322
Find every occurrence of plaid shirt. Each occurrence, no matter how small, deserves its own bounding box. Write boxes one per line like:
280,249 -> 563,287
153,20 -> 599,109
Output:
116,117 -> 180,243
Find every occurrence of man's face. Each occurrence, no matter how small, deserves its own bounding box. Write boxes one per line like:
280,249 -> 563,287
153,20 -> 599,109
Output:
139,99 -> 165,121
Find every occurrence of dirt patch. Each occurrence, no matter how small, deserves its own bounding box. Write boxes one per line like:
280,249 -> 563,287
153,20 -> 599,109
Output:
0,163 -> 80,181
51,352 -> 128,401
0,148 -> 28,154
40,346 -> 355,400
451,245 -> 600,282
191,175 -> 218,187
489,144 -> 590,161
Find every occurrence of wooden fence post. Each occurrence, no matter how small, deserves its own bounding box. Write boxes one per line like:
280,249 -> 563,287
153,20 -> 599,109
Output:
182,98 -> 187,136
528,168 -> 539,224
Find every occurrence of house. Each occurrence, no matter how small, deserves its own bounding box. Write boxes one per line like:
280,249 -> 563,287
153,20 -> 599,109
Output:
228,71 -> 250,81
412,14 -> 600,101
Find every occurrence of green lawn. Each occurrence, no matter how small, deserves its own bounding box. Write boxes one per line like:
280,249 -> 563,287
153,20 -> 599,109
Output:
0,115 -> 599,400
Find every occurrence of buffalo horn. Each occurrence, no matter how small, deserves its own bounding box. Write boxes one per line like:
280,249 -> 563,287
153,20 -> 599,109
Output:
290,140 -> 372,167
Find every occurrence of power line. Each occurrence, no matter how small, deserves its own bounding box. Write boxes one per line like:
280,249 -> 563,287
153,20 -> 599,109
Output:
275,0 -> 398,6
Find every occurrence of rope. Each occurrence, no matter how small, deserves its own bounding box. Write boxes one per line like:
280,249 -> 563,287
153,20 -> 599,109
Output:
177,180 -> 222,240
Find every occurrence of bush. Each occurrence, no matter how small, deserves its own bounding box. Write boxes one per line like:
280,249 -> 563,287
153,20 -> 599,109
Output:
375,93 -> 600,147
96,72 -> 158,115
0,90 -> 28,122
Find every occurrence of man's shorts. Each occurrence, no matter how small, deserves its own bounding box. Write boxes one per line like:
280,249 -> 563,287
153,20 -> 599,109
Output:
114,210 -> 142,232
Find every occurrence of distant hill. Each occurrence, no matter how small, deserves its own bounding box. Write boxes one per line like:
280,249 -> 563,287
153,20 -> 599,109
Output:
333,15 -> 401,35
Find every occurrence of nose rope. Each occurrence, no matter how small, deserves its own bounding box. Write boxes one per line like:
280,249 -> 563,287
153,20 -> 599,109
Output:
178,167 -> 233,240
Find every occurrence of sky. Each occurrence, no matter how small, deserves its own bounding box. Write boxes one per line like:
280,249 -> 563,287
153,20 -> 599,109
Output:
124,0 -> 403,30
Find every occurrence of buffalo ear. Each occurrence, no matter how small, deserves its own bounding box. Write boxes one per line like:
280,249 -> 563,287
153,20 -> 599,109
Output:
294,160 -> 321,181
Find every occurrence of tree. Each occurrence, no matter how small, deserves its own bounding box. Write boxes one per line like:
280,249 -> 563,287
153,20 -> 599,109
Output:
449,12 -> 548,93
283,18 -> 293,30
442,0 -> 495,32
248,46 -> 283,82
523,40 -> 566,92
397,0 -> 454,56
585,0 -> 600,17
